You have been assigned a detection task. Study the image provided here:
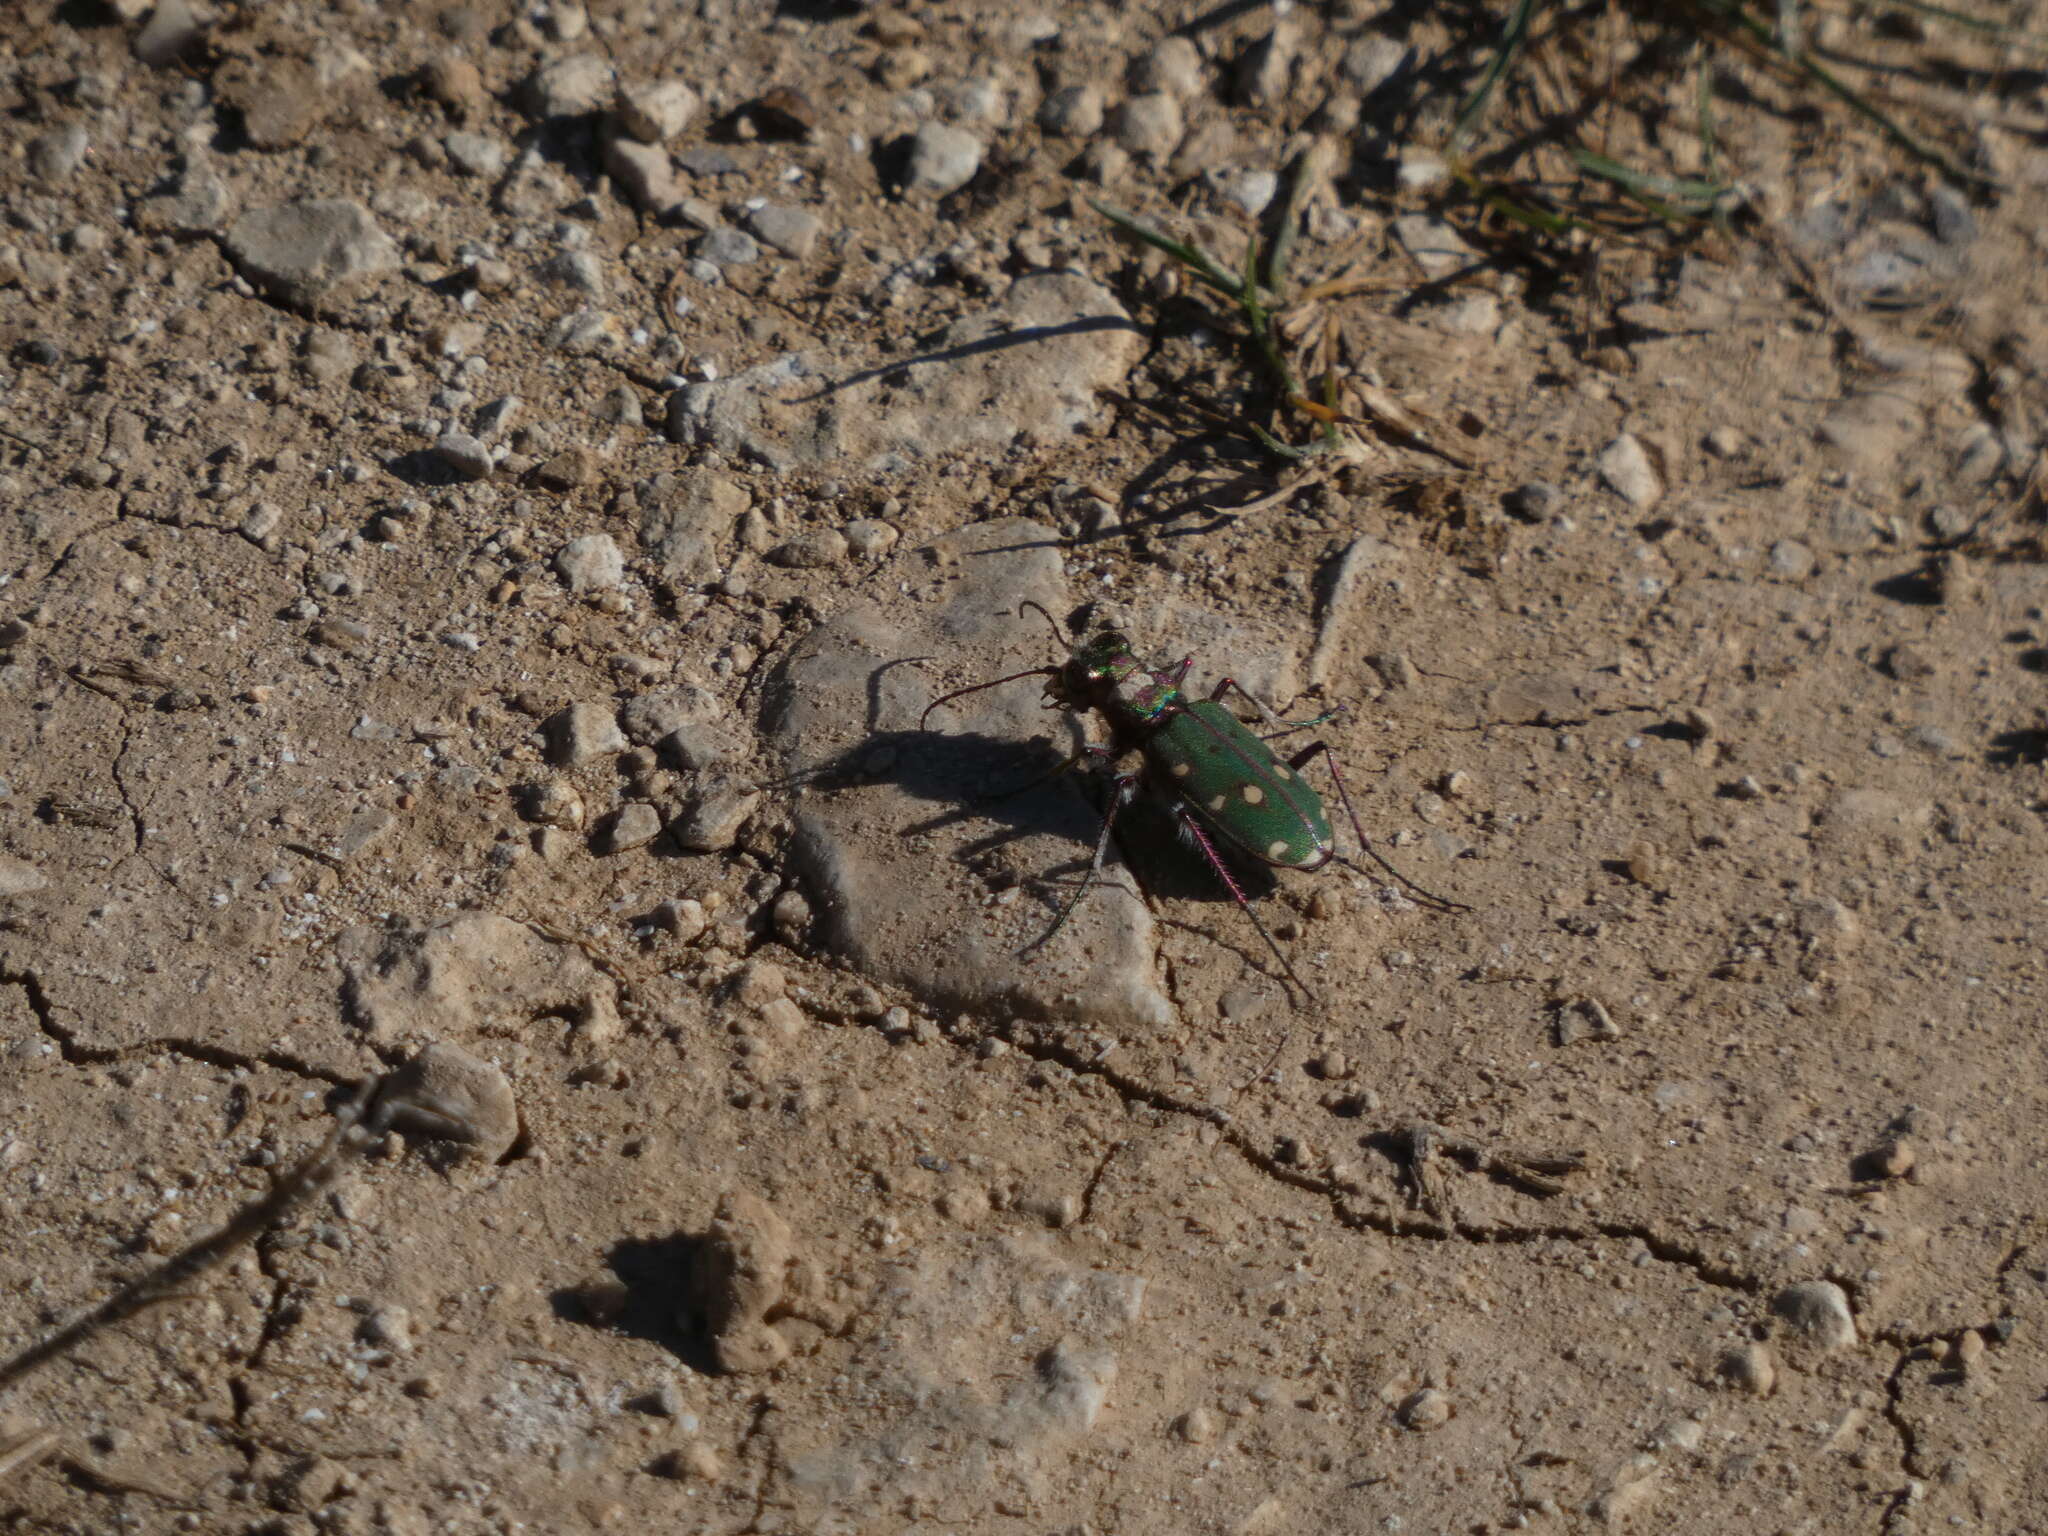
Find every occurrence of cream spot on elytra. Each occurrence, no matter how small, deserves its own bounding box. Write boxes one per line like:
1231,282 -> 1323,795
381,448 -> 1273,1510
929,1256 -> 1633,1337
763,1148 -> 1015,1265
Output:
1268,839 -> 1290,859
1242,783 -> 1265,805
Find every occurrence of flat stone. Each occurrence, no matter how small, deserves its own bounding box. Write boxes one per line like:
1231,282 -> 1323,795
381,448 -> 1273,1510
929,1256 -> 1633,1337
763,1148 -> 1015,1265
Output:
766,519 -> 1172,1028
603,136 -> 677,211
746,204 -> 822,260
665,271 -> 1141,472
596,802 -> 663,854
556,533 -> 624,592
673,774 -> 761,851
380,1041 -> 520,1161
637,470 -> 752,582
224,199 -> 398,309
545,702 -> 628,767
616,79 -> 699,143
433,432 -> 494,481
524,54 -> 614,118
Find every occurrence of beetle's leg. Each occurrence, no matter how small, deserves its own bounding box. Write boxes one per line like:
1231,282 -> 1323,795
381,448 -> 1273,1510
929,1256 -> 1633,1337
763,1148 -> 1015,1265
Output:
1285,740 -> 1470,912
1164,655 -> 1194,689
981,742 -> 1114,802
1167,801 -> 1316,1004
1205,675 -> 1340,738
1023,771 -> 1139,954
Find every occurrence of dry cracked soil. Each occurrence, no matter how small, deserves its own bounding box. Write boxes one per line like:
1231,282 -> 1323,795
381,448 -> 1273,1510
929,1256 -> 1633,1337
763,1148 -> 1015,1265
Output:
3,1 -> 2048,1533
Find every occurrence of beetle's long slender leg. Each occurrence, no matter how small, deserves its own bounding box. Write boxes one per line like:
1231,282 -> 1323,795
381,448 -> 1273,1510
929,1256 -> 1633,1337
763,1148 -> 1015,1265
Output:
1205,675 -> 1341,738
1168,801 -> 1317,1004
1023,771 -> 1139,954
1286,740 -> 1471,913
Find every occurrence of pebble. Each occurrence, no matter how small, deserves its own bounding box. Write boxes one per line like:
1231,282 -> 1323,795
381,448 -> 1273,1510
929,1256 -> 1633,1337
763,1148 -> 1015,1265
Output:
1716,1342 -> 1776,1396
1038,84 -> 1104,138
672,775 -> 760,851
1883,642 -> 1936,681
524,54 -> 614,118
224,199 -> 399,308
422,56 -> 485,117
443,131 -> 509,178
902,122 -> 984,196
1235,20 -> 1300,106
1130,36 -> 1202,99
1771,1280 -> 1858,1352
746,204 -> 822,259
545,702 -> 628,767
660,722 -> 737,771
733,960 -> 786,1009
596,802 -> 663,854
134,0 -> 206,67
620,686 -> 721,745
770,889 -> 811,944
1210,167 -> 1278,217
1597,432 -> 1662,508
536,446 -> 596,491
1397,1387 -> 1451,1431
1704,424 -> 1744,457
616,80 -> 700,143
434,431 -> 494,481
767,528 -> 848,569
380,1042 -> 520,1161
556,533 -> 624,593
695,227 -> 760,267
1817,392 -> 1922,473
1768,539 -> 1816,580
1861,1137 -> 1915,1180
1112,93 -> 1183,159
520,781 -> 586,829
28,123 -> 90,182
1173,1406 -> 1219,1444
604,136 -> 678,212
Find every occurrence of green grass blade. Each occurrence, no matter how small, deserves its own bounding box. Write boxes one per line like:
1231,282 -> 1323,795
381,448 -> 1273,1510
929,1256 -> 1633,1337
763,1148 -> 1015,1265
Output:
1089,199 -> 1245,300
1451,0 -> 1542,159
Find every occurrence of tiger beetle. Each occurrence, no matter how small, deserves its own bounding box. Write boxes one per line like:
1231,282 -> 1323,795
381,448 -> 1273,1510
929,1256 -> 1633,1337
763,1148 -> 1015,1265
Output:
919,604 -> 1464,1003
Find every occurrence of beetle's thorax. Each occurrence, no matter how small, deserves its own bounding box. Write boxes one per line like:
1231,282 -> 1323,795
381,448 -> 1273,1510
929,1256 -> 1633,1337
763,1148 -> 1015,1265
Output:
1050,631 -> 1181,744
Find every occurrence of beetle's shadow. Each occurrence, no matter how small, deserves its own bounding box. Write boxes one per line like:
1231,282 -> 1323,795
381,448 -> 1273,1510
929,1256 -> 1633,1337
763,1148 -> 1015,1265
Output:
792,714 -> 1278,907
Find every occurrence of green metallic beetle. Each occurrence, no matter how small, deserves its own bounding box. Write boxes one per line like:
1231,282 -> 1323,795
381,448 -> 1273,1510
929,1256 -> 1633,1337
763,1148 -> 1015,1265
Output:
920,604 -> 1455,1001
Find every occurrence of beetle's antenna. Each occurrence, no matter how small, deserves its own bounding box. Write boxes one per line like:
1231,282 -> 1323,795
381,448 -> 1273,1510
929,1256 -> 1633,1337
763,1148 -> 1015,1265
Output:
1016,600 -> 1071,653
918,668 -> 1059,731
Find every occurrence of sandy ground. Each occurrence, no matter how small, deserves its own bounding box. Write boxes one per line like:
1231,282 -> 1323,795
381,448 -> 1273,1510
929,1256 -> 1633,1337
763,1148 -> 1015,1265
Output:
3,1 -> 2048,1532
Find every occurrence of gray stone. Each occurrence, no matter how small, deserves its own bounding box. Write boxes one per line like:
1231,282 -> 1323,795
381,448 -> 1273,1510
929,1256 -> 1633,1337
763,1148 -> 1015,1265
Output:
666,272 -> 1141,473
380,1042 -> 519,1161
224,199 -> 398,308
766,519 -> 1172,1028
661,722 -> 738,771
620,684 -> 721,745
672,774 -> 760,852
28,123 -> 90,182
525,54 -> 614,118
1768,539 -> 1816,580
444,131 -> 510,178
537,249 -> 605,294
603,136 -> 677,211
1038,84 -> 1104,138
746,204 -> 822,260
434,432 -> 494,481
843,519 -> 898,560
1111,93 -> 1182,159
136,156 -> 234,234
1130,36 -> 1202,99
546,702 -> 628,767
695,227 -> 760,267
596,802 -> 664,853
767,528 -> 848,569
616,79 -> 699,143
1598,432 -> 1662,508
1771,1280 -> 1857,1352
902,122 -> 983,196
556,533 -> 624,592
637,470 -> 752,581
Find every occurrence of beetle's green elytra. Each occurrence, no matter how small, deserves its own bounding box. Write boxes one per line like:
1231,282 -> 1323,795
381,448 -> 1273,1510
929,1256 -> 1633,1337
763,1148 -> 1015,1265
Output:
917,603 -> 1464,1003
1156,699 -> 1334,870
